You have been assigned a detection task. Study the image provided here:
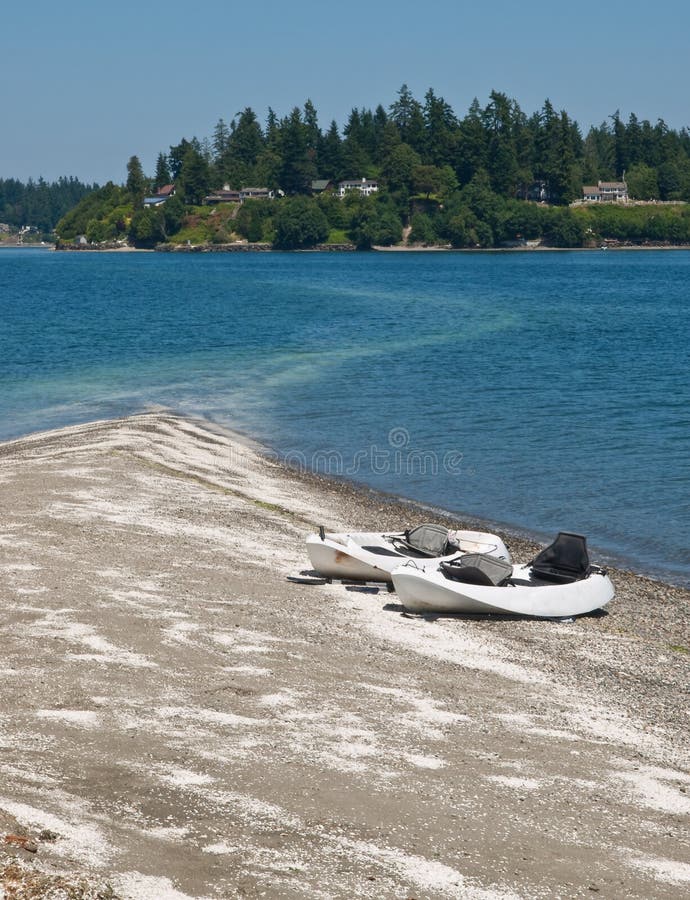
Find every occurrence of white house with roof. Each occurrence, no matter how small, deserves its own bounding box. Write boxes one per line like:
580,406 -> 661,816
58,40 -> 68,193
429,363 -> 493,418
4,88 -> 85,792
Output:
581,180 -> 628,203
337,177 -> 379,198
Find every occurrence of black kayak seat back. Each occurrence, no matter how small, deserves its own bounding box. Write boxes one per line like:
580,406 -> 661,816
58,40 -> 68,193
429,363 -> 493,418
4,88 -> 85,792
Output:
440,553 -> 513,586
529,532 -> 591,583
402,524 -> 452,557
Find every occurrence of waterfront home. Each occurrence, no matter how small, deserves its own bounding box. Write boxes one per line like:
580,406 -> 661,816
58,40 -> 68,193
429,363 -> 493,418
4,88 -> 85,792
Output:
204,187 -> 242,204
144,184 -> 175,207
337,178 -> 379,198
581,180 -> 628,202
311,179 -> 334,194
204,185 -> 274,205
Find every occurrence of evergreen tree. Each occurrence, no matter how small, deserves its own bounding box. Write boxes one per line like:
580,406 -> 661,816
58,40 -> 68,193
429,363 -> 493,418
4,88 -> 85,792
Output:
626,113 -> 642,167
626,162 -> 659,200
381,143 -> 422,193
153,153 -> 172,190
355,108 -> 380,162
265,107 -> 280,148
637,118 -> 660,167
126,155 -> 148,202
535,101 -> 582,202
177,147 -> 211,204
215,108 -> 265,187
552,112 -> 582,204
228,108 -> 264,168
378,120 -> 402,163
278,107 -> 317,193
318,120 -> 344,180
212,118 -> 231,162
253,148 -> 282,191
389,84 -> 425,152
303,99 -> 321,156
372,105 -> 389,162
582,123 -> 615,182
482,91 -> 520,197
342,109 -> 374,176
168,139 -> 193,180
456,99 -> 488,185
423,88 -> 458,167
611,110 -> 629,176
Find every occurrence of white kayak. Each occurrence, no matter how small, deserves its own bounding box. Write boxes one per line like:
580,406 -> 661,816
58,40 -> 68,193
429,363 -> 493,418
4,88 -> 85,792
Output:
391,532 -> 614,618
306,524 -> 511,583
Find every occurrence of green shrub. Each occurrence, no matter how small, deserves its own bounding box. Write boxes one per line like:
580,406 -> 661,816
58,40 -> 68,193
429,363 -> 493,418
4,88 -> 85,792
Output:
273,197 -> 329,249
408,212 -> 438,244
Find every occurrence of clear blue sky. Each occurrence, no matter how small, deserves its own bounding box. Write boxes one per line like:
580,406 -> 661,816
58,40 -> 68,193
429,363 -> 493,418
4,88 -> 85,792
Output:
2,0 -> 688,184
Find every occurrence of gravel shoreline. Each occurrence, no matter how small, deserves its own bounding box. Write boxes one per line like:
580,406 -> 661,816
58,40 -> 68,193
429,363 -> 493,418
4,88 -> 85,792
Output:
0,412 -> 687,898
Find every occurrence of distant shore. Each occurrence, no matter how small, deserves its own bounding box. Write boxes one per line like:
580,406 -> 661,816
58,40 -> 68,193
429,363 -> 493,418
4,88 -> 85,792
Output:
0,242 -> 53,249
49,240 -> 690,253
374,242 -> 690,252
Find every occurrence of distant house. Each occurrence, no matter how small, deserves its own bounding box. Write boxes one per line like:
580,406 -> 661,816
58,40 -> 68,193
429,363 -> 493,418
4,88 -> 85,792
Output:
311,179 -> 333,194
581,180 -> 628,203
240,187 -> 274,200
337,178 -> 379,198
204,187 -> 242,205
74,234 -> 89,245
203,185 -> 274,205
0,223 -> 10,234
143,184 -> 175,207
524,181 -> 549,202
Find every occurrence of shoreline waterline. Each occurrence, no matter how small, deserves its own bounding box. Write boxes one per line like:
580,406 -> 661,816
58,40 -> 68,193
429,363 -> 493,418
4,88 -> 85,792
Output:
2,248 -> 688,588
46,241 -> 690,253
3,409 -> 688,594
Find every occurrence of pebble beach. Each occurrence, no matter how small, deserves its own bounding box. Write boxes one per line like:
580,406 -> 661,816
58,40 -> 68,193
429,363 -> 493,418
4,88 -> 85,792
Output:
0,412 -> 688,898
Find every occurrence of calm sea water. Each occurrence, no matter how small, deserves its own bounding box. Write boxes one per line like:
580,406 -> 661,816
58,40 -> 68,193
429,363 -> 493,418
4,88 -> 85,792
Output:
1,247 -> 689,585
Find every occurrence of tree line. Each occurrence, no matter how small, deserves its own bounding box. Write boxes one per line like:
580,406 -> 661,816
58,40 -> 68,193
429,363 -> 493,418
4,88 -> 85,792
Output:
0,177 -> 96,232
152,87 -> 690,206
55,86 -> 690,248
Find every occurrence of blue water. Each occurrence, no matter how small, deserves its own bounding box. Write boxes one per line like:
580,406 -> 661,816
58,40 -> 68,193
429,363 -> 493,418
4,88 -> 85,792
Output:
1,247 -> 689,585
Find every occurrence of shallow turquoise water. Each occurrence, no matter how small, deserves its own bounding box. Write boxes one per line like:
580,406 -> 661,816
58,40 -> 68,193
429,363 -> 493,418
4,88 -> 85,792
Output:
1,247 -> 689,584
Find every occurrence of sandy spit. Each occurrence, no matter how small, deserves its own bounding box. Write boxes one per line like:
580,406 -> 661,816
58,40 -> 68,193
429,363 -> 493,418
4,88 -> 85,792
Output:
0,412 -> 687,899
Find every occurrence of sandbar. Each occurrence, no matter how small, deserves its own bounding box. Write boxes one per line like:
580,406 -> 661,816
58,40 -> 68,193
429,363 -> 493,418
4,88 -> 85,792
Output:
0,413 -> 687,898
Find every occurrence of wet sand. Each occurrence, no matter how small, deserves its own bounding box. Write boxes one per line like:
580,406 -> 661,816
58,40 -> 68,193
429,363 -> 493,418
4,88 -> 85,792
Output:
0,412 -> 688,898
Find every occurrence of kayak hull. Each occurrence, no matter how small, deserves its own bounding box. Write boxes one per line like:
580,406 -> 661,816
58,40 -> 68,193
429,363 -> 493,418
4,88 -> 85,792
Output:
306,530 -> 511,583
391,562 -> 614,618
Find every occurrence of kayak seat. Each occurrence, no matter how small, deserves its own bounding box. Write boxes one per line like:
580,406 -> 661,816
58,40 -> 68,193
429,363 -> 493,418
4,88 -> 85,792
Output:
529,532 -> 591,583
394,523 -> 457,558
442,565 -> 496,586
440,553 -> 513,586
